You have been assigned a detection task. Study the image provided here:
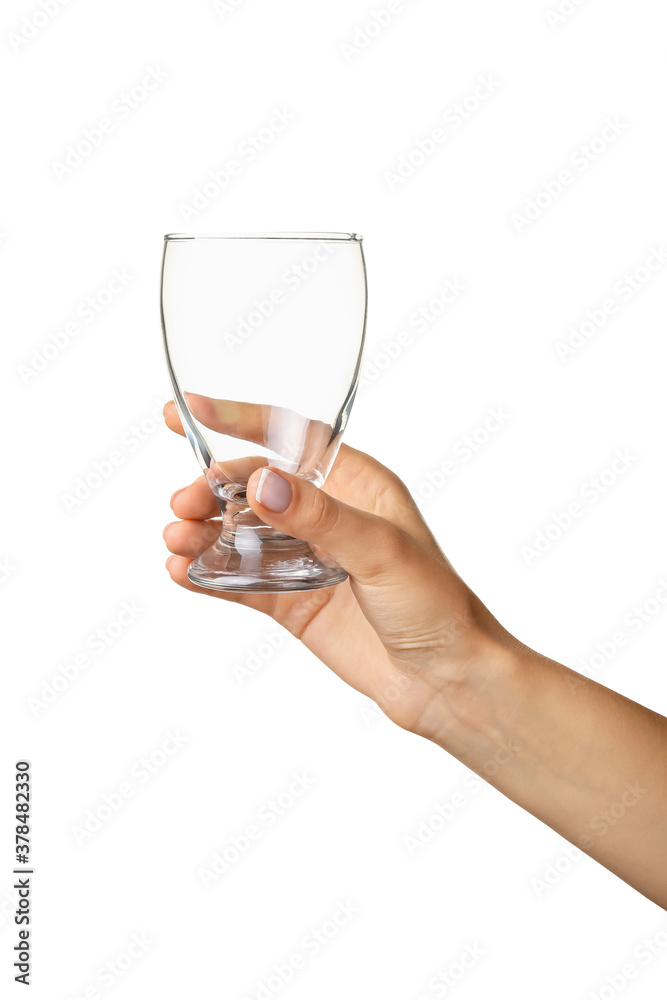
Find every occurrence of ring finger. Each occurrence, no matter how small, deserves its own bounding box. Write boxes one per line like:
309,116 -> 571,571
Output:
163,518 -> 221,558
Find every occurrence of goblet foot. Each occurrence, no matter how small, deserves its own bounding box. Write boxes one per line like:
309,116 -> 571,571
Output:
187,534 -> 348,593
186,490 -> 347,593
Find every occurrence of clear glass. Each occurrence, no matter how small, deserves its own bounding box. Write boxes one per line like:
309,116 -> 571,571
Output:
160,232 -> 368,592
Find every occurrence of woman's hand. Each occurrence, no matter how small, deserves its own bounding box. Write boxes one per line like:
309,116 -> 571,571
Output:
162,399 -> 515,743
162,400 -> 667,909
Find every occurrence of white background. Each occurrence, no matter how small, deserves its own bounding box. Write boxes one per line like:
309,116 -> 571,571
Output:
2,0 -> 667,997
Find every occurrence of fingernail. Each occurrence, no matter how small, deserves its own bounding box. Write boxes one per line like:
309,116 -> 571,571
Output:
162,522 -> 176,542
170,487 -> 186,506
255,469 -> 292,512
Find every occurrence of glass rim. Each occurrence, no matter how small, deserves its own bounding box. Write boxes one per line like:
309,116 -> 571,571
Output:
163,231 -> 362,242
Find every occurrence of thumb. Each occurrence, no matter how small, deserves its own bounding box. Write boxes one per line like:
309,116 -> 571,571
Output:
246,466 -> 409,584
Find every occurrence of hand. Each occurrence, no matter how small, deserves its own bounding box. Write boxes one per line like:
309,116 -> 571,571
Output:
162,400 -> 667,908
162,400 -> 514,740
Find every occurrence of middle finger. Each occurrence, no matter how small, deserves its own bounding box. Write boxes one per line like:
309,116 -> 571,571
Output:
163,517 -> 221,557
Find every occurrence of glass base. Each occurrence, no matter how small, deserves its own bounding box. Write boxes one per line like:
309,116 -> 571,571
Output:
187,492 -> 347,593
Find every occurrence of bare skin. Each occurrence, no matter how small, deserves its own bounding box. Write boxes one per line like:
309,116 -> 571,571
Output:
163,400 -> 667,909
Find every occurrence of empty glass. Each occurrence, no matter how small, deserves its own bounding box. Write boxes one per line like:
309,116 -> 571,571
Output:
160,232 -> 368,592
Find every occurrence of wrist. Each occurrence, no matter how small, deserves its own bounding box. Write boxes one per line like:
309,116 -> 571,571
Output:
413,629 -> 528,759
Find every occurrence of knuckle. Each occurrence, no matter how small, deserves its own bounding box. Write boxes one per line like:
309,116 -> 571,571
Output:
370,463 -> 415,508
307,489 -> 339,536
390,472 -> 420,508
360,521 -> 409,577
377,522 -> 408,562
386,473 -> 414,506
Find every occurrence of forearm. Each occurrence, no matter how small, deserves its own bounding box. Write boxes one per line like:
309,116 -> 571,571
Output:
422,638 -> 667,908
